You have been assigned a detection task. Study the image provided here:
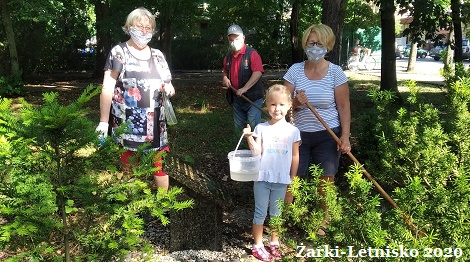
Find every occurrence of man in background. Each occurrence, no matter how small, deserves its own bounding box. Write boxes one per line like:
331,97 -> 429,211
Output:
222,24 -> 265,144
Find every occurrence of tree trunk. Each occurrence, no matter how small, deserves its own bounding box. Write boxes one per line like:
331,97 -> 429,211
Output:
379,0 -> 399,94
166,155 -> 233,210
406,43 -> 417,72
289,0 -> 304,64
0,0 -> 20,75
93,0 -> 111,78
451,0 -> 462,63
159,3 -> 173,67
321,0 -> 348,65
445,30 -> 455,69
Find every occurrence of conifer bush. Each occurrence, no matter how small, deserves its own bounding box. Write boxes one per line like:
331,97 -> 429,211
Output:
0,85 -> 192,261
279,66 -> 470,261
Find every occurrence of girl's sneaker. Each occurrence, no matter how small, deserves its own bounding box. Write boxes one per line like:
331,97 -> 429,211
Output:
269,244 -> 282,260
252,245 -> 272,261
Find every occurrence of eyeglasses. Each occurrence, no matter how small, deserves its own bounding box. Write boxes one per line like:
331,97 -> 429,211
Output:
134,24 -> 153,32
306,41 -> 324,48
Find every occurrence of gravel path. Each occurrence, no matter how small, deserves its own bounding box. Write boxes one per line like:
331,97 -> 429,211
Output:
122,208 -> 268,262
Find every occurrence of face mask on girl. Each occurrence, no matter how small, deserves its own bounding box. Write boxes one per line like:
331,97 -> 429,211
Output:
230,39 -> 244,51
305,45 -> 328,63
129,27 -> 153,48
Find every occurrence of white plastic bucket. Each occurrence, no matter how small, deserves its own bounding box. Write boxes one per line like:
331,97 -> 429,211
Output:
227,150 -> 260,181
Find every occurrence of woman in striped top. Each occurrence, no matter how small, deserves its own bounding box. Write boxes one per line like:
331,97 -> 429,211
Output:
283,24 -> 351,236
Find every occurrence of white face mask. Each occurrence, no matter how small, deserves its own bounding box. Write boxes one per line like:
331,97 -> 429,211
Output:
230,39 -> 244,51
305,45 -> 328,63
129,27 -> 153,48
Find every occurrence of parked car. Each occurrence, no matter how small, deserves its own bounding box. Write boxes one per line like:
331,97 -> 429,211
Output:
395,45 -> 405,59
402,44 -> 428,58
429,45 -> 446,61
463,38 -> 470,59
430,39 -> 470,61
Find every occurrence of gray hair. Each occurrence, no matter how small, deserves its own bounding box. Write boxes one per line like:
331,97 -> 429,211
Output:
122,7 -> 156,35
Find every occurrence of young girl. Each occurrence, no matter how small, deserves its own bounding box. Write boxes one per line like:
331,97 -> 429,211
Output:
243,84 -> 301,261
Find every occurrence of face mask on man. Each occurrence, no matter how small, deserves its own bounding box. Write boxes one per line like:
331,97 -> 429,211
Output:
305,45 -> 328,63
129,27 -> 153,49
230,39 -> 244,51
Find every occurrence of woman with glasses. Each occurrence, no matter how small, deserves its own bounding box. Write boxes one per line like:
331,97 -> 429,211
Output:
283,24 -> 351,236
96,7 -> 175,192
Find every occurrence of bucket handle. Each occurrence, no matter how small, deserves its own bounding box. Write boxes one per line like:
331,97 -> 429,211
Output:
233,132 -> 245,158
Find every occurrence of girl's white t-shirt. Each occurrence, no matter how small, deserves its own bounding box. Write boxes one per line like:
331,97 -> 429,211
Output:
253,119 -> 301,184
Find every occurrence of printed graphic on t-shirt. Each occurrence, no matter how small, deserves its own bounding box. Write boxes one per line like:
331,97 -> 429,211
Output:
265,135 -> 289,155
105,44 -> 171,151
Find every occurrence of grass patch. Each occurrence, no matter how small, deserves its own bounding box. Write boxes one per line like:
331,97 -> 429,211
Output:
168,72 -> 448,165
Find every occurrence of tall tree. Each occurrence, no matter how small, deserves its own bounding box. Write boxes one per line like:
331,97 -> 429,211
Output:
290,0 -> 304,63
378,0 -> 399,93
399,0 -> 450,65
406,42 -> 418,72
343,1 -> 380,66
445,29 -> 454,69
154,0 -> 202,67
0,0 -> 20,76
93,0 -> 111,78
321,0 -> 348,65
157,1 -> 177,66
204,0 -> 293,67
451,0 -> 463,62
1,0 -> 93,76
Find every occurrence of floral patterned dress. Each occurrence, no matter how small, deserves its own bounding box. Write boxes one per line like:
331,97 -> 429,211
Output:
104,42 -> 172,151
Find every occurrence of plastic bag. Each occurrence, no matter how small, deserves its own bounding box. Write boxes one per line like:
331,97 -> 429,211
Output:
163,92 -> 177,125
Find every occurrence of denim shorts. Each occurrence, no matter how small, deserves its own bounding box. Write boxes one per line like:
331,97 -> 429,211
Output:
253,181 -> 288,225
297,127 -> 341,177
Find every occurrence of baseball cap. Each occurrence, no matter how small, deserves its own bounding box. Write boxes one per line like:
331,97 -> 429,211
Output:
227,24 -> 243,36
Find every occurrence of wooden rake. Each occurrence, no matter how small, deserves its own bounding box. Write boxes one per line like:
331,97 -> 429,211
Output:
304,102 -> 423,237
227,85 -> 422,236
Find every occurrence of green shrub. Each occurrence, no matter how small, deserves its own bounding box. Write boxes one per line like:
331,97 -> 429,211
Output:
279,75 -> 470,261
0,85 -> 192,261
0,72 -> 25,98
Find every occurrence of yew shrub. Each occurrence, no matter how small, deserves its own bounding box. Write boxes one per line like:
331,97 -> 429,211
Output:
0,85 -> 192,261
280,64 -> 470,261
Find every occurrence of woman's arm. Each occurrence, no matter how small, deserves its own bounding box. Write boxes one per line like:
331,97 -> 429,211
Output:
290,141 -> 300,180
334,82 -> 351,153
99,70 -> 119,123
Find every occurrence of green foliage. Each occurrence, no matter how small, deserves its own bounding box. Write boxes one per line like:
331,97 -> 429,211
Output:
442,64 -> 470,171
0,73 -> 25,98
0,84 -> 192,260
6,0 -> 96,74
279,75 -> 470,261
398,0 -> 450,45
280,165 -> 340,242
202,0 -> 296,67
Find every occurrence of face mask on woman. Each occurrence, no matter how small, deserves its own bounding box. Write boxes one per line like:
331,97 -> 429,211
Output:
305,45 -> 328,63
129,27 -> 153,48
230,39 -> 244,51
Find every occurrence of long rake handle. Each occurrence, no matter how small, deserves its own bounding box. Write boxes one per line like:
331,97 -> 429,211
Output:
304,102 -> 421,236
228,85 -> 270,117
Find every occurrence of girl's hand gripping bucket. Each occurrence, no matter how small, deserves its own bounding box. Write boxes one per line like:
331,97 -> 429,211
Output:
227,133 -> 260,181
